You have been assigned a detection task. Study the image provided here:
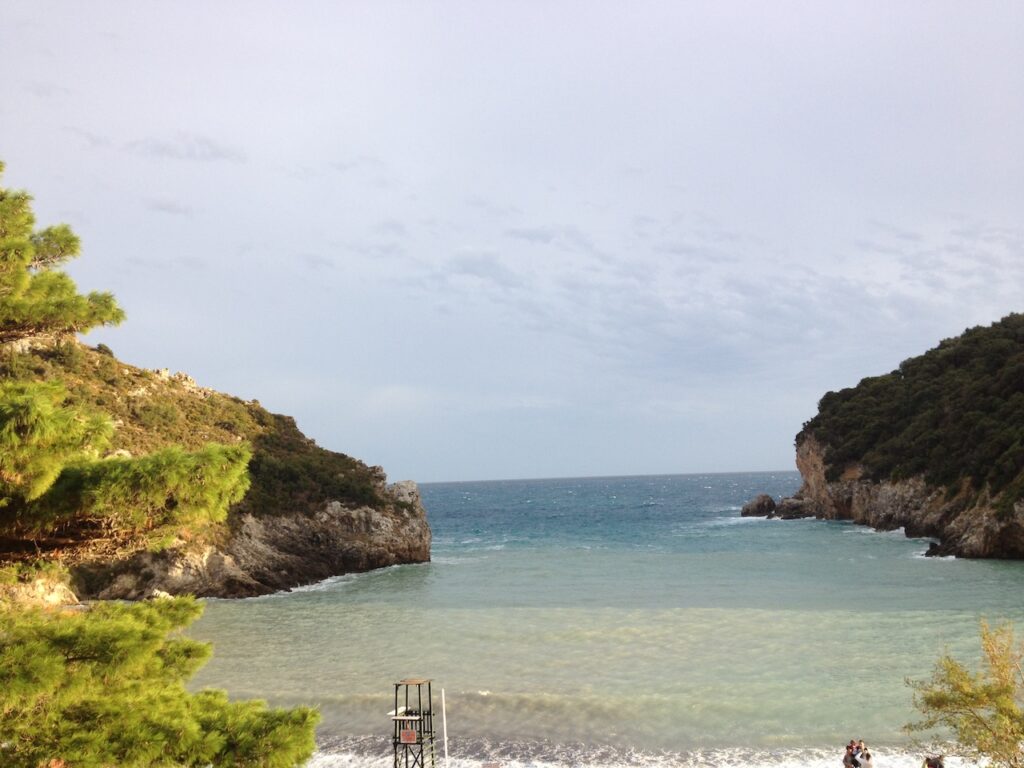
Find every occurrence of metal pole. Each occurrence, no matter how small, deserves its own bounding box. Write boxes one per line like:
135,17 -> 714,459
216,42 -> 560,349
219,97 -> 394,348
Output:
441,688 -> 449,768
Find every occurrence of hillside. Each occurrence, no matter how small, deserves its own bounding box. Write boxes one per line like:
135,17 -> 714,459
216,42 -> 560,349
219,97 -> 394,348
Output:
790,313 -> 1024,557
0,161 -> 430,601
0,340 -> 431,597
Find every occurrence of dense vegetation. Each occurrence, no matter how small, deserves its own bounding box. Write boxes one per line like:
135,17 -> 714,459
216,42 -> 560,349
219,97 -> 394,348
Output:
0,162 -> 251,557
0,597 -> 319,767
800,314 -> 1024,513
0,163 -> 321,765
0,342 -> 390,560
0,160 -> 388,563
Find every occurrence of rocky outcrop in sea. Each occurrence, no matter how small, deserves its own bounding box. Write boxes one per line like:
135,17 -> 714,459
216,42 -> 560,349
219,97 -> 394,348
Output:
75,474 -> 431,599
745,435 -> 1024,558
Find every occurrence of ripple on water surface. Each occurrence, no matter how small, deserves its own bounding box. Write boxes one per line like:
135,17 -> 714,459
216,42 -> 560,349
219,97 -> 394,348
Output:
189,474 -> 1024,759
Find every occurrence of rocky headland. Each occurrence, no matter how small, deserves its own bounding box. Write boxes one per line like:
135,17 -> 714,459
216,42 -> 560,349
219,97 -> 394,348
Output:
745,435 -> 1024,557
744,314 -> 1024,559
0,342 -> 432,601
74,474 -> 431,600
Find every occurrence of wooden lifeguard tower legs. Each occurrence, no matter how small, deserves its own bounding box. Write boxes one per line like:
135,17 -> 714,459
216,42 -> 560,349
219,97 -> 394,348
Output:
392,679 -> 436,768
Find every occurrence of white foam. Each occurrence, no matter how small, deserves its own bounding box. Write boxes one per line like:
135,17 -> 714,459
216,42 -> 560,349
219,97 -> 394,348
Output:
288,574 -> 354,594
706,515 -> 759,527
306,744 -> 978,768
913,552 -> 957,561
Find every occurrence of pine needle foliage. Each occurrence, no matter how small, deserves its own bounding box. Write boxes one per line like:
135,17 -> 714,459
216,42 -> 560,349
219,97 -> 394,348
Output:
0,378 -> 251,550
907,622 -> 1024,768
31,443 -> 253,538
0,164 -> 322,768
0,597 -> 319,768
0,380 -> 111,506
0,161 -> 124,343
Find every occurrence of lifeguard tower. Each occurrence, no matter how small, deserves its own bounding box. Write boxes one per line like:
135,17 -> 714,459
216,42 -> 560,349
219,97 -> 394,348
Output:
391,678 -> 436,768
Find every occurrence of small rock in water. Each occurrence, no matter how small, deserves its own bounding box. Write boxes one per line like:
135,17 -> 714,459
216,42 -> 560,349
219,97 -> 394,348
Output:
741,493 -> 776,517
775,497 -> 816,519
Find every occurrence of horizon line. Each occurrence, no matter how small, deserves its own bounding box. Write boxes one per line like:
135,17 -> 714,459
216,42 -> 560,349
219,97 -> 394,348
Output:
417,468 -> 799,485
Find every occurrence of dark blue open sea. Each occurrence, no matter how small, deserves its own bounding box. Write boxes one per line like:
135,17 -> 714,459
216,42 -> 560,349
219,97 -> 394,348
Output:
189,472 -> 1024,768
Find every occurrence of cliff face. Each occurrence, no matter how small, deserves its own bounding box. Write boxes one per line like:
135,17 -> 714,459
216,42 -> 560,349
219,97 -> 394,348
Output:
793,435 -> 1024,558
0,343 -> 432,600
76,477 -> 431,599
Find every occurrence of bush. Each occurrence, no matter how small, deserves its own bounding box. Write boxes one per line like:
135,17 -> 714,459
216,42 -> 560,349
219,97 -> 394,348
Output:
27,443 -> 252,541
907,622 -> 1024,768
0,597 -> 319,767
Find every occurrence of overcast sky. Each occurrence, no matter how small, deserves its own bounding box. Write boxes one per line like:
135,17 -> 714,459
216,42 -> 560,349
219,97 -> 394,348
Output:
2,2 -> 1022,482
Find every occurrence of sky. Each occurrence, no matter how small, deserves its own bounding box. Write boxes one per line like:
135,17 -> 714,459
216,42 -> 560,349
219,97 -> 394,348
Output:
2,2 -> 1023,483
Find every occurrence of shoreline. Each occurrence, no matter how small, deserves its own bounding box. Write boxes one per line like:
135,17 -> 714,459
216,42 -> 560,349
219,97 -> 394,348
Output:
305,737 -> 976,768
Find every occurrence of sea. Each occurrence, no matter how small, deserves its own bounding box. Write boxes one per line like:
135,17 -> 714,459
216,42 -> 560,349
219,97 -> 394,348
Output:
188,472 -> 1024,768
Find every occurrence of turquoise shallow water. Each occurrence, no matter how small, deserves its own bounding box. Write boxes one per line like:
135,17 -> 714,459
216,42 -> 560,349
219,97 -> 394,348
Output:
189,473 -> 1024,768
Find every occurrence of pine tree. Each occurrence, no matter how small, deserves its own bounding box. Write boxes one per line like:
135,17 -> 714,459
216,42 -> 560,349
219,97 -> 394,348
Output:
0,161 -> 124,343
31,443 -> 253,539
0,380 -> 112,507
0,162 -> 320,768
0,597 -> 319,767
0,165 -> 250,551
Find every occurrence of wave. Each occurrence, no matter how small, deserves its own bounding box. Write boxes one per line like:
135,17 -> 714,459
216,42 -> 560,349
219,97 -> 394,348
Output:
705,515 -> 758,527
913,551 -> 956,561
307,736 -> 977,768
287,574 -> 356,594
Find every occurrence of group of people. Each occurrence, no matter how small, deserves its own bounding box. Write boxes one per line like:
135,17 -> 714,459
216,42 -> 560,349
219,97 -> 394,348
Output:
841,740 -> 946,768
842,740 -> 873,767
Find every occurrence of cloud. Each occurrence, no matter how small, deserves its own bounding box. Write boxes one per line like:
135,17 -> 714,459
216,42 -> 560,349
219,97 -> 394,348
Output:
654,241 -> 739,264
125,133 -> 245,163
363,385 -> 433,416
146,198 -> 193,216
504,224 -> 611,261
374,219 -> 408,238
446,250 -> 524,291
466,195 -> 522,218
330,156 -> 384,174
867,219 -> 923,242
300,253 -> 334,271
64,126 -> 112,149
852,238 -> 902,256
123,255 -> 206,272
25,81 -> 71,98
343,240 -> 407,260
506,226 -> 558,244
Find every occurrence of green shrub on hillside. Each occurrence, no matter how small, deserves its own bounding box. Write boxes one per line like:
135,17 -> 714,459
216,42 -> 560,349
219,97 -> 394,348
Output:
242,411 -> 386,514
31,443 -> 252,537
0,380 -> 111,505
0,168 -> 254,552
0,597 -> 319,767
0,375 -> 252,550
801,314 -> 1024,510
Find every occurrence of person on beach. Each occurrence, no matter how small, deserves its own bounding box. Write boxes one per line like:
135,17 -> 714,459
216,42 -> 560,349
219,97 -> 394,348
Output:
843,739 -> 872,768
